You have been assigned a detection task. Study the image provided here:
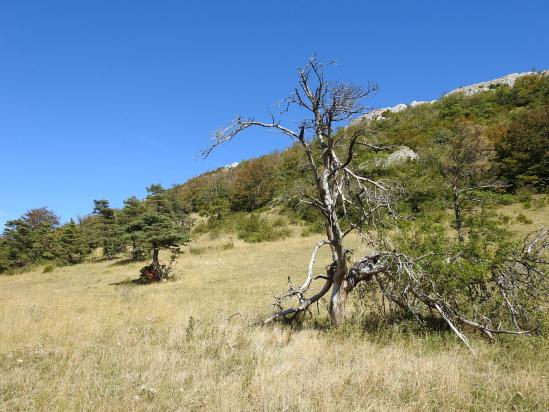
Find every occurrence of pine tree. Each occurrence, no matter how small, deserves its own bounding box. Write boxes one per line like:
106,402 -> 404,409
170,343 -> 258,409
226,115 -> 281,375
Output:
92,199 -> 123,259
124,212 -> 189,282
57,219 -> 88,264
146,184 -> 188,226
118,196 -> 147,259
1,208 -> 60,269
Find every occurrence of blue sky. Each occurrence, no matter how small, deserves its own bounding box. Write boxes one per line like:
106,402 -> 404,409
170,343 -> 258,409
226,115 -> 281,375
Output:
1,0 -> 548,226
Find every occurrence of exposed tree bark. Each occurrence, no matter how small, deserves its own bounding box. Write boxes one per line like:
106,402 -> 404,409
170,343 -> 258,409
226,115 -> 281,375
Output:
152,247 -> 160,266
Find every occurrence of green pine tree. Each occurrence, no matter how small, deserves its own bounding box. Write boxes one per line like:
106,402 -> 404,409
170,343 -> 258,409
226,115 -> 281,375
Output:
93,199 -> 123,259
124,212 -> 189,282
57,219 -> 88,265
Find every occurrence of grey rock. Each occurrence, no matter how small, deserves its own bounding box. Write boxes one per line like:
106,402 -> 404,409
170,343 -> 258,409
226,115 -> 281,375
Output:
385,146 -> 419,167
445,70 -> 548,97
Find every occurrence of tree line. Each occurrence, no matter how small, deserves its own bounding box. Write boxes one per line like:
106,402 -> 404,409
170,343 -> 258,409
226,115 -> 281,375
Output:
0,184 -> 190,279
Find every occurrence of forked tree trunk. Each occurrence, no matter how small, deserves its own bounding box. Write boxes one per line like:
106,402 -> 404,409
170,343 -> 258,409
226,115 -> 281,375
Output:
324,199 -> 349,325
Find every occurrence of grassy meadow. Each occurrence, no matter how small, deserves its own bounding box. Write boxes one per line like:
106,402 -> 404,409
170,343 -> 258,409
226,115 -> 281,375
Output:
1,205 -> 548,411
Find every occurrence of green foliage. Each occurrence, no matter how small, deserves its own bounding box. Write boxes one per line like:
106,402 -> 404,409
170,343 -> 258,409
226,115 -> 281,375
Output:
57,219 -> 88,265
145,184 -> 192,228
173,170 -> 231,216
0,243 -> 10,274
195,212 -> 291,244
42,265 -> 55,273
93,199 -> 124,259
237,214 -> 290,243
496,107 -> 549,190
0,208 -> 93,274
125,211 -> 190,282
118,196 -> 147,225
124,212 -> 189,259
389,203 -> 547,335
117,196 -> 148,259
229,157 -> 276,211
0,208 -> 60,271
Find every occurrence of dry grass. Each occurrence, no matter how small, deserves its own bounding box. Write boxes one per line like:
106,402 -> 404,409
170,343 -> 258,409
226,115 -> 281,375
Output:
1,221 -> 548,410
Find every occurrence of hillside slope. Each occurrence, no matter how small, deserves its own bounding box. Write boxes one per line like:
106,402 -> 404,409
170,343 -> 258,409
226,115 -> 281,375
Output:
171,70 -> 548,222
1,63 -> 548,407
1,217 -> 548,410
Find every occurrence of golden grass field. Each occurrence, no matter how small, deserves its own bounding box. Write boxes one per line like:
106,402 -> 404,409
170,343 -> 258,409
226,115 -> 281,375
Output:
1,203 -> 548,411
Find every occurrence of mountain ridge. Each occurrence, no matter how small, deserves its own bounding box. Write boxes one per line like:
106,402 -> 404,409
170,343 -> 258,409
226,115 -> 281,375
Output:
352,70 -> 548,125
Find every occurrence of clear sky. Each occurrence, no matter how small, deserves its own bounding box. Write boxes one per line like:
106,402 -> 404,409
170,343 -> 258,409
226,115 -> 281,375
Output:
1,0 -> 548,227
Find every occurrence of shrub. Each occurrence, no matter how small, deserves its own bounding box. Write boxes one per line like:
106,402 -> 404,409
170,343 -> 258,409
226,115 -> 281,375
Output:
496,193 -> 517,205
516,187 -> 533,204
498,214 -> 511,224
189,246 -> 207,255
516,213 -> 533,225
221,241 -> 234,250
237,214 -> 290,243
42,265 -> 55,273
531,195 -> 548,209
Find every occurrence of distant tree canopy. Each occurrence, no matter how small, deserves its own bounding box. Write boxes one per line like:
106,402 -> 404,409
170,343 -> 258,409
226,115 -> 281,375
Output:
56,219 -> 88,265
92,199 -> 123,259
0,183 -> 191,274
496,107 -> 549,190
0,207 -> 63,272
22,207 -> 60,229
228,157 -> 276,212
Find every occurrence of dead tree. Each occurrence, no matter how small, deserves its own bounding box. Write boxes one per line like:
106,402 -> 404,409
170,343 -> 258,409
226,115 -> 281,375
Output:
204,57 -> 396,325
204,57 -> 548,345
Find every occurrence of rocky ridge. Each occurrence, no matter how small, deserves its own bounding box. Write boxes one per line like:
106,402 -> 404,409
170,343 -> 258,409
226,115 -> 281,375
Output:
352,70 -> 548,125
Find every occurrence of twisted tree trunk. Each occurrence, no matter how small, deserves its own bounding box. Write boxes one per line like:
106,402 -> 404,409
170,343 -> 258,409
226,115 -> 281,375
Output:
206,57 -> 384,327
152,247 -> 160,266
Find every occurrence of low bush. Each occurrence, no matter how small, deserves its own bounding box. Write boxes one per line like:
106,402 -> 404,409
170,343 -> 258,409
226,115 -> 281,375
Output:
237,214 -> 290,243
516,213 -> 533,224
42,265 -> 55,273
189,246 -> 207,255
221,241 -> 234,250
